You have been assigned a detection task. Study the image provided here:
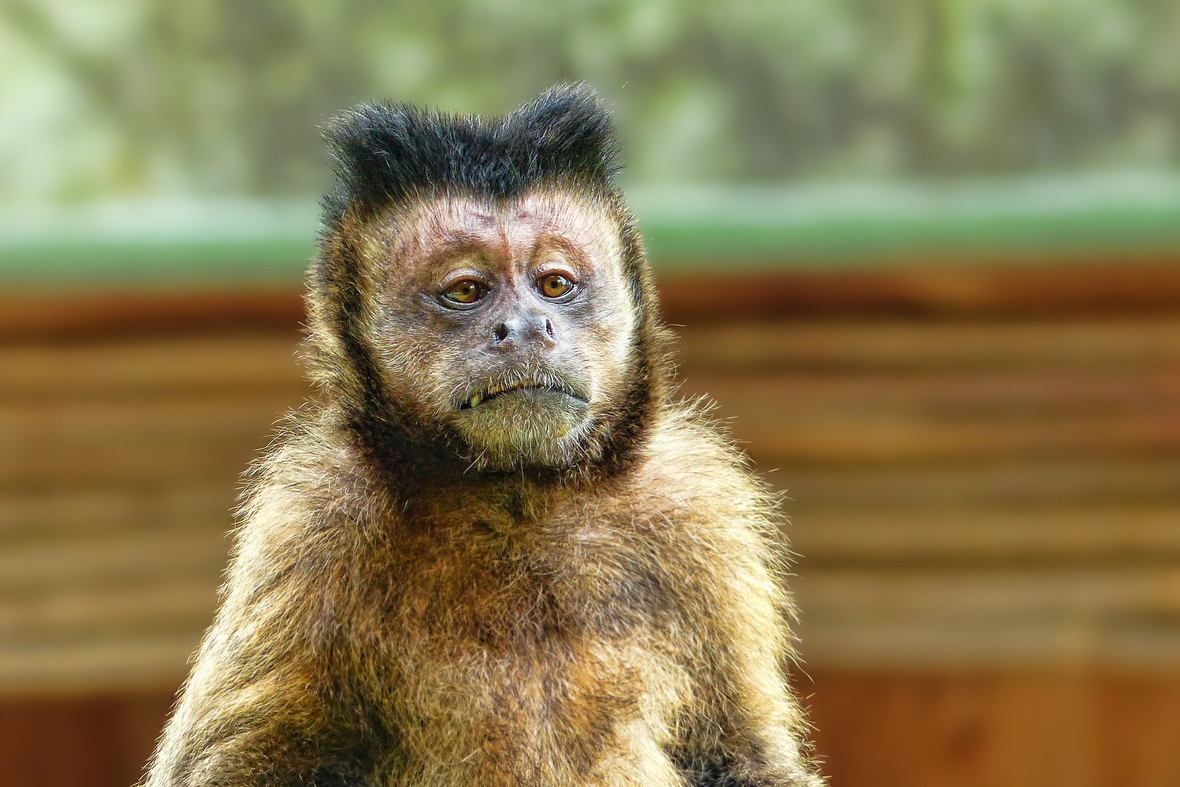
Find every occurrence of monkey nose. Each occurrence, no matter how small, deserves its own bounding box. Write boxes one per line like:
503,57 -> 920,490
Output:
492,314 -> 556,349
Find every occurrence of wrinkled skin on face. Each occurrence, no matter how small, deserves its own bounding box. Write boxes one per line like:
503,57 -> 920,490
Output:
359,189 -> 637,472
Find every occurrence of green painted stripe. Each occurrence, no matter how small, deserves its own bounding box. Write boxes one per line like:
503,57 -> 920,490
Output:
3,174 -> 1180,288
630,175 -> 1180,269
0,201 -> 319,288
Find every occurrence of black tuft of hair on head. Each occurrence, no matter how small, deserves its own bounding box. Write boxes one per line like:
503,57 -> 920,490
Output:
322,83 -> 621,226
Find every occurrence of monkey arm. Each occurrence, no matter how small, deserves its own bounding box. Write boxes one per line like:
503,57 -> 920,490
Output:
145,645 -> 379,787
144,485 -> 391,787
639,415 -> 823,786
676,542 -> 824,787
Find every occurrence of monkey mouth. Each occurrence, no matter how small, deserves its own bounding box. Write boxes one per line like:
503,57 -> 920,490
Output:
459,378 -> 588,410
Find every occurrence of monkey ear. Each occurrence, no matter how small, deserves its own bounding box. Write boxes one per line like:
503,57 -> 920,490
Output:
501,82 -> 622,187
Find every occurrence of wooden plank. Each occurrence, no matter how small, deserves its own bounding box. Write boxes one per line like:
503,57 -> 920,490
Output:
792,568 -> 1180,666
682,368 -> 1180,417
0,335 -> 305,400
659,262 -> 1180,321
0,580 -> 218,641
765,458 -> 1180,509
10,394 -> 1173,471
739,406 -> 1180,465
0,447 -> 253,491
0,394 -> 300,444
675,317 -> 1180,373
0,690 -> 175,787
794,567 -> 1180,620
805,668 -> 1180,787
1093,674 -> 1180,787
0,289 -> 302,344
804,670 -> 1101,787
0,633 -> 198,694
795,613 -> 1180,668
0,529 -> 227,594
789,505 -> 1180,565
0,398 -> 289,488
0,484 -> 234,537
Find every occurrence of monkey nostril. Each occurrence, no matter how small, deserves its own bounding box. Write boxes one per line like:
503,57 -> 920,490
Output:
544,318 -> 554,339
493,322 -> 510,343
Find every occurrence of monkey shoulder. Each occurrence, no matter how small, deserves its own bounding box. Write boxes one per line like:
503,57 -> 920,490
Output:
591,402 -> 794,619
630,402 -> 783,542
218,411 -> 397,631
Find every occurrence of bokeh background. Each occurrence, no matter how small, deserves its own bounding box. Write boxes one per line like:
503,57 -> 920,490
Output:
3,2 -> 1180,786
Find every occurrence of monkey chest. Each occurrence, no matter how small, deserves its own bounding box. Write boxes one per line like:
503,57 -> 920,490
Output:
388,632 -> 688,786
375,540 -> 691,785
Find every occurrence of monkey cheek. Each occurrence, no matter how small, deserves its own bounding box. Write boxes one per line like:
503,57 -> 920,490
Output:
453,389 -> 591,468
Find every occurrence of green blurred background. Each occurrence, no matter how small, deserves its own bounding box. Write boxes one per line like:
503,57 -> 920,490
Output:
2,2 -> 1180,787
5,0 -> 1180,200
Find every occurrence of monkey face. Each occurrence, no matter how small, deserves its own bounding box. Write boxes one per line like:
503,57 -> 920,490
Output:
364,189 -> 638,472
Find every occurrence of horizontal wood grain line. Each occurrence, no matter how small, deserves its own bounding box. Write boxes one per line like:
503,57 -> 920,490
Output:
681,369 -> 1180,417
789,505 -> 1180,565
674,317 -> 1180,373
0,444 -> 261,490
763,458 -> 1180,510
0,290 -> 303,344
794,614 -> 1180,668
0,395 -> 300,446
0,335 -> 305,399
794,567 -> 1180,619
742,408 -> 1180,465
0,530 -> 227,594
0,582 -> 217,641
660,263 -> 1180,322
0,634 -> 198,695
0,485 -> 234,535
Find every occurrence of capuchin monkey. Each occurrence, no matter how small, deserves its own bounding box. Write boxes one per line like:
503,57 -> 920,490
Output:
143,84 -> 824,787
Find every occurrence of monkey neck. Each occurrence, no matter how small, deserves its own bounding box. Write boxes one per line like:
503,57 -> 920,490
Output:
341,408 -> 566,528
341,399 -> 468,491
339,383 -> 654,510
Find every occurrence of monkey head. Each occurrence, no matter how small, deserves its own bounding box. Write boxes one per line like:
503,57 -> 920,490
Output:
362,190 -> 639,472
306,85 -> 670,480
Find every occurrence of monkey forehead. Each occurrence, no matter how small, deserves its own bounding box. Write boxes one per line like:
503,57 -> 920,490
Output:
374,189 -> 624,275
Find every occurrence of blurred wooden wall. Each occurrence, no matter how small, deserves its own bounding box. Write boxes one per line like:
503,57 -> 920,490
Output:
2,260 -> 1180,787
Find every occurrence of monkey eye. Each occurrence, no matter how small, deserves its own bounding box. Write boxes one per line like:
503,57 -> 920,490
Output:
442,279 -> 488,306
537,272 -> 575,300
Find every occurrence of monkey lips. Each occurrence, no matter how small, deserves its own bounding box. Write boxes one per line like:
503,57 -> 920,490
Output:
451,370 -> 592,468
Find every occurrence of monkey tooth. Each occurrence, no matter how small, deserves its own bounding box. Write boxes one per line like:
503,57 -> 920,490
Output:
468,393 -> 484,408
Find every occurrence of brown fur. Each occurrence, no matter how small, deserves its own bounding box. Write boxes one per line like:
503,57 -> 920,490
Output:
144,89 -> 823,787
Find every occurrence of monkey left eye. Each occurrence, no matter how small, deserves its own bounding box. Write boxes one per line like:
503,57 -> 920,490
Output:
537,273 -> 574,299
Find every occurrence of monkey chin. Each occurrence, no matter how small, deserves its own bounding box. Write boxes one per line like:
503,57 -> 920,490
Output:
451,387 -> 592,472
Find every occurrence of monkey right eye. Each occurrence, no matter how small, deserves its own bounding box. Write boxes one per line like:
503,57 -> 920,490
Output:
442,279 -> 488,306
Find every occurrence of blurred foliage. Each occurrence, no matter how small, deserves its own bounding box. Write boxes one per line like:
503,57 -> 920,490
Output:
1,0 -> 1178,203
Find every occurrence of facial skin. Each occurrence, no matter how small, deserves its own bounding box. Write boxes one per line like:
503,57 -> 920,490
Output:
360,189 -> 638,472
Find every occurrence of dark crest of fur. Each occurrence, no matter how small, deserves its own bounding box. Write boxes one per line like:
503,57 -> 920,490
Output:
321,83 -> 621,227
308,84 -> 669,490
